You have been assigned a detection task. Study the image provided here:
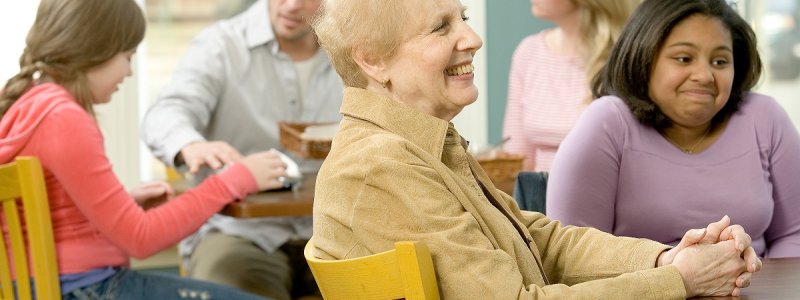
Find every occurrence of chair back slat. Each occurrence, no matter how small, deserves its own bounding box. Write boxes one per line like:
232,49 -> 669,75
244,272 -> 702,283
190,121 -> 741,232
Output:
0,166 -> 20,200
513,171 -> 549,213
304,238 -> 440,300
0,206 -> 16,300
17,158 -> 59,300
0,224 -> 12,300
396,241 -> 439,299
0,157 -> 60,300
3,201 -> 33,300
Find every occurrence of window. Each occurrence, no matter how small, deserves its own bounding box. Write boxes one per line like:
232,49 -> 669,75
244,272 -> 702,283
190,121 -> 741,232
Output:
747,0 -> 800,129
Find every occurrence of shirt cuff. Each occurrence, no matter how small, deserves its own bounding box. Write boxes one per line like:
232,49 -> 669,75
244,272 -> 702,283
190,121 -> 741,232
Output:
162,131 -> 206,168
214,162 -> 259,198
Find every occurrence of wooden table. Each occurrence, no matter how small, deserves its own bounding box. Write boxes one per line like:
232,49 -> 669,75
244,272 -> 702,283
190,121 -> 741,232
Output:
494,176 -> 516,196
216,173 -> 515,218
219,174 -> 316,218
692,257 -> 800,299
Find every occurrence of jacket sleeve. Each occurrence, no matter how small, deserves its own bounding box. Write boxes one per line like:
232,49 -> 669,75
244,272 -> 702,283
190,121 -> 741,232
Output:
546,98 -> 626,233
349,159 -> 685,299
140,26 -> 229,167
517,206 -> 685,298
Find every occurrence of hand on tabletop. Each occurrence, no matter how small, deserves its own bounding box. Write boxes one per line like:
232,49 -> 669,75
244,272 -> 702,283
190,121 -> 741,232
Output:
130,181 -> 175,210
179,141 -> 243,173
239,149 -> 288,191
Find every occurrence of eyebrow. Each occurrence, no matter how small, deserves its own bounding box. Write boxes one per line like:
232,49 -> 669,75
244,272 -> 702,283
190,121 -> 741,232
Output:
438,4 -> 467,17
665,42 -> 733,53
430,5 -> 468,27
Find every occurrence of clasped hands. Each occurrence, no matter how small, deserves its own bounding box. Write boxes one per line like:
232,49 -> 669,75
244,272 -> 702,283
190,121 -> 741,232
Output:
656,215 -> 762,297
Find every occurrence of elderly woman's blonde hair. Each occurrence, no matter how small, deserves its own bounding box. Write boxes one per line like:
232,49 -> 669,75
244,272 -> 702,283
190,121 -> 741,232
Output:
313,0 -> 411,88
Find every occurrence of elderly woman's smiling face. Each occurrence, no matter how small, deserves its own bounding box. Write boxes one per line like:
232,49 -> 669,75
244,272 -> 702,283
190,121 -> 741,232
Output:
382,0 -> 483,121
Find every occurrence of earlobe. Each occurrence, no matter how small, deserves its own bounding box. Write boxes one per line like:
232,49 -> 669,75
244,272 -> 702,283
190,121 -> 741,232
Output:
352,44 -> 388,85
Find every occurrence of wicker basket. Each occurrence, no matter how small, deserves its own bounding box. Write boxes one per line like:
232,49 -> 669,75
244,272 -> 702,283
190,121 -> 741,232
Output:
476,152 -> 524,182
279,122 -> 334,159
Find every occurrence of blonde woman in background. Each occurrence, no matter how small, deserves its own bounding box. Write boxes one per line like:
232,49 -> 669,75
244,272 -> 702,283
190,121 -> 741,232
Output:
503,0 -> 639,171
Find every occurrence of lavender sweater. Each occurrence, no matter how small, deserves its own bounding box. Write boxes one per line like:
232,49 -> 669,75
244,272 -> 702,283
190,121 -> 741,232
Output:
547,93 -> 800,258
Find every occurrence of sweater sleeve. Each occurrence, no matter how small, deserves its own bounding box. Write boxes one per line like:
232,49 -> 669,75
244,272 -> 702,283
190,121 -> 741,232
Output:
33,104 -> 257,259
546,97 -> 625,232
762,97 -> 800,257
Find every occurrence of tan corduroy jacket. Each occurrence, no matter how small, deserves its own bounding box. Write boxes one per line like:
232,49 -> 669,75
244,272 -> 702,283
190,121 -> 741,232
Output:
312,87 -> 686,299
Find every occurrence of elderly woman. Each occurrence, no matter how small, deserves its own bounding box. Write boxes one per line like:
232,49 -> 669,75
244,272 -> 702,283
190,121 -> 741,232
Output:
310,0 -> 760,298
547,0 -> 800,258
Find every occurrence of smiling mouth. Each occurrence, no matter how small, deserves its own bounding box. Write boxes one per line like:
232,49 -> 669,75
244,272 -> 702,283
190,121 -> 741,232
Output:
280,15 -> 303,26
445,64 -> 474,76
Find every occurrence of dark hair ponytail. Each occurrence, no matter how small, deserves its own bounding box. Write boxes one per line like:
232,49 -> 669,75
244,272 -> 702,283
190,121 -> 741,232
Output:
1,53 -> 39,117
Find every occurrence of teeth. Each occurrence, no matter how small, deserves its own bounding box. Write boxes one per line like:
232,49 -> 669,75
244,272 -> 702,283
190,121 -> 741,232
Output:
446,64 -> 474,76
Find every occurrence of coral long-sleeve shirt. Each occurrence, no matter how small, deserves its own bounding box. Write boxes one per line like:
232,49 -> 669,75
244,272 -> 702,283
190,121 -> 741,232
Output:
0,83 -> 258,274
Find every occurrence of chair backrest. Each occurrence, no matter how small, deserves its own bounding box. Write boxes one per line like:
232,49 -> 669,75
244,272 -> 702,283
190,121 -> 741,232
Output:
304,238 -> 440,300
0,157 -> 60,300
513,171 -> 549,213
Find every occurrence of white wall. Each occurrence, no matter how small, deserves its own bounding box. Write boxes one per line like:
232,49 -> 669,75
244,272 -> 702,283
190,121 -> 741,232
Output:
94,69 -> 142,189
452,0 -> 489,147
0,2 -> 39,82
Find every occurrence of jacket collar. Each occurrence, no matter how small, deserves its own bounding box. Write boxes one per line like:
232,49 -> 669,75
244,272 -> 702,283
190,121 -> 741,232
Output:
241,0 -> 275,49
241,0 -> 328,65
340,87 -> 455,160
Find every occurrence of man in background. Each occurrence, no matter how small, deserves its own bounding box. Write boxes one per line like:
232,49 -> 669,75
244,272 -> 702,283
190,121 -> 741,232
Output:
141,0 -> 342,298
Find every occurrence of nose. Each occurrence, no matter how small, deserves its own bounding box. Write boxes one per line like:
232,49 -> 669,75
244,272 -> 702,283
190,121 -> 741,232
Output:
283,0 -> 302,10
689,61 -> 715,84
457,21 -> 483,54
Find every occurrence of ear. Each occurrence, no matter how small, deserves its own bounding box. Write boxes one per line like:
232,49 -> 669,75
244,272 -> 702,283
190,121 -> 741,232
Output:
351,43 -> 388,84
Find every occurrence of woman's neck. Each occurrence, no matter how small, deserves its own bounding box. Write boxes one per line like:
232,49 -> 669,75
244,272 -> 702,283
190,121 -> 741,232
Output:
662,120 -> 726,154
546,25 -> 582,59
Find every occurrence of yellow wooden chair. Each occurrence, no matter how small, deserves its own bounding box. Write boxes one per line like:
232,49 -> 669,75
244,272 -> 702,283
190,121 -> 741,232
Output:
304,238 -> 440,300
0,157 -> 60,300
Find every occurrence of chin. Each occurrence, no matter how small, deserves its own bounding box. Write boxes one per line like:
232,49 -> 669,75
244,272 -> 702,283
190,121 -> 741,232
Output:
94,95 -> 112,104
455,96 -> 479,109
463,89 -> 479,104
